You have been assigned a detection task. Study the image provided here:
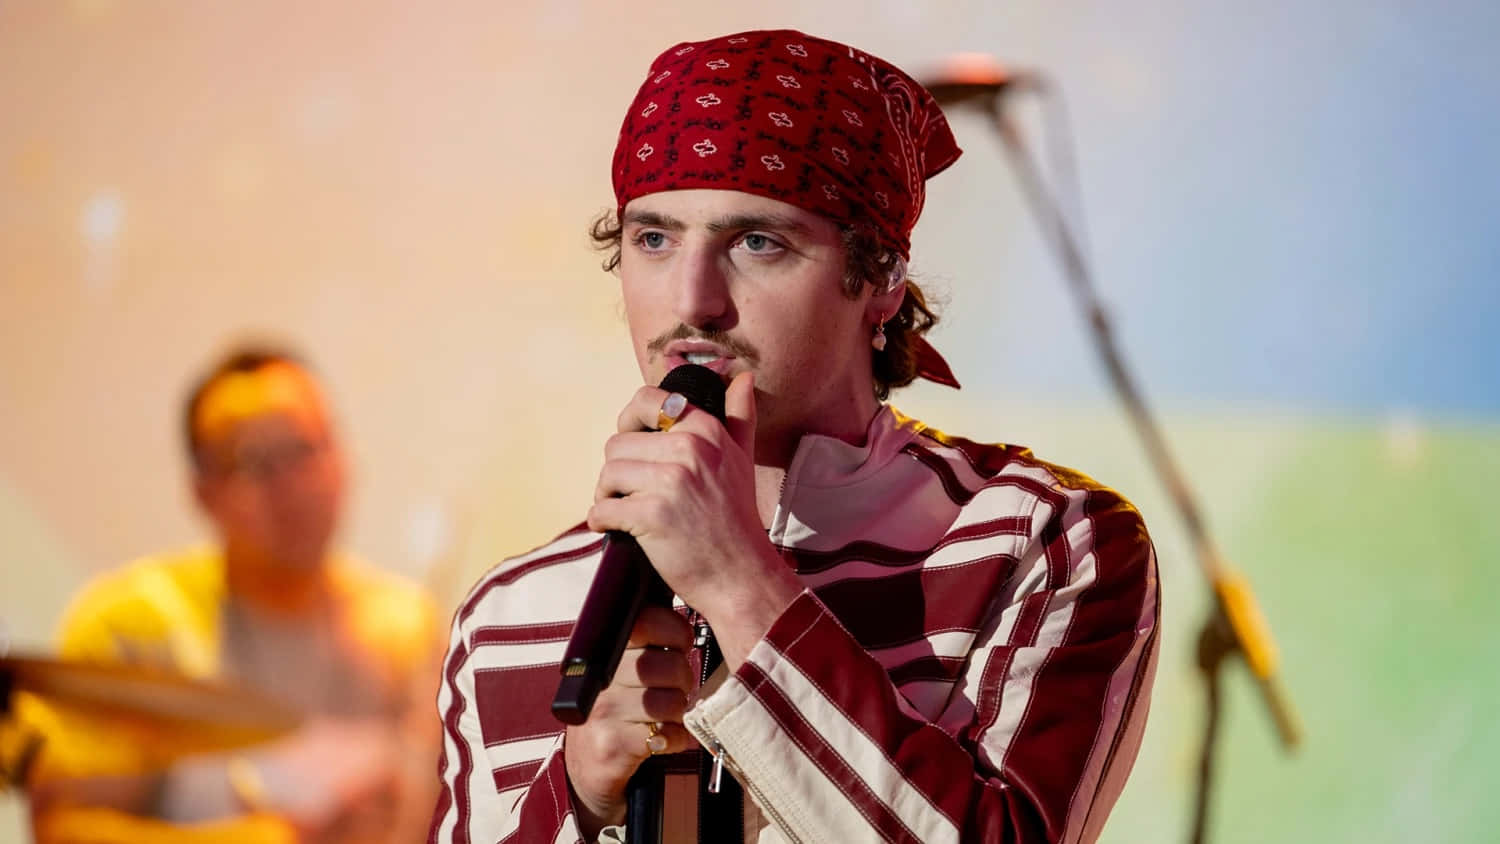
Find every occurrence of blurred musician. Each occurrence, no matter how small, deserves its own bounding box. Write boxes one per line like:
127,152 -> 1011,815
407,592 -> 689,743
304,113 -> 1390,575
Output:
15,346 -> 441,844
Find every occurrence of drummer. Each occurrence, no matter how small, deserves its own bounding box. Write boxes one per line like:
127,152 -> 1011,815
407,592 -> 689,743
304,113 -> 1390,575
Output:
11,347 -> 442,844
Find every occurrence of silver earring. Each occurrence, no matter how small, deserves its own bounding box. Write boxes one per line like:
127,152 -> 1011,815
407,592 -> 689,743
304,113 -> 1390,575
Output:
872,315 -> 888,351
882,256 -> 908,294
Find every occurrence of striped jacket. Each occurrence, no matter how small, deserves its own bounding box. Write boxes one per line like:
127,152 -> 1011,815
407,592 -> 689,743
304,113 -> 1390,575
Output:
430,407 -> 1159,844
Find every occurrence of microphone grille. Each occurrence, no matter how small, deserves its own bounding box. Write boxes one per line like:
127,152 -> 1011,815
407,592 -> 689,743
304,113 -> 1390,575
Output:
659,364 -> 728,424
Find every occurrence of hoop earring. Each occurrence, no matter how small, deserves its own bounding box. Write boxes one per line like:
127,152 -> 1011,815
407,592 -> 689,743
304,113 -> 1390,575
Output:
879,256 -> 908,294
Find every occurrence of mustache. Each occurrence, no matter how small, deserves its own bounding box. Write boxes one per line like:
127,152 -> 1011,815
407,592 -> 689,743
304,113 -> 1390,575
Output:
646,324 -> 760,365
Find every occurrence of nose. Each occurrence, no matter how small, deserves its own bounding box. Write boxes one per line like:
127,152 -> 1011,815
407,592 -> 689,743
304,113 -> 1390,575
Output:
671,243 -> 733,330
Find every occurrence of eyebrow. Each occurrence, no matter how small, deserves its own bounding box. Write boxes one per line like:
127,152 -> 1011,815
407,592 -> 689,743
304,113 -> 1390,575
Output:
622,209 -> 687,230
621,209 -> 813,236
705,213 -> 812,236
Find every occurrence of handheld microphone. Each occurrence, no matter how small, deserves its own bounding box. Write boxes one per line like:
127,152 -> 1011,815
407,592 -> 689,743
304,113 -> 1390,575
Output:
551,363 -> 728,725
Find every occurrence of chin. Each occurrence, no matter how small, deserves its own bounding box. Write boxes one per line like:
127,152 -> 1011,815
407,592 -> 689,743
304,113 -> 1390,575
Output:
271,541 -> 331,572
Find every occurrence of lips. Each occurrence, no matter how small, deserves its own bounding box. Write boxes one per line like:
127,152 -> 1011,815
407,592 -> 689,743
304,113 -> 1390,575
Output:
663,341 -> 735,376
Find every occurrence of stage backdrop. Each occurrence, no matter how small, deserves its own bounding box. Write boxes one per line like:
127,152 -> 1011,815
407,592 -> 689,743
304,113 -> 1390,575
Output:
2,2 -> 1496,842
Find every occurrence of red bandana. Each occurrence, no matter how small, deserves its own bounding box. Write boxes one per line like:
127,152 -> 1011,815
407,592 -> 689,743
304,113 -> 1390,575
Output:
612,29 -> 964,388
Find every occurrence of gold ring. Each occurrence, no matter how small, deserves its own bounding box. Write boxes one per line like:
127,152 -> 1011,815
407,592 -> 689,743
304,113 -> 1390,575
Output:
645,721 -> 668,755
657,392 -> 688,432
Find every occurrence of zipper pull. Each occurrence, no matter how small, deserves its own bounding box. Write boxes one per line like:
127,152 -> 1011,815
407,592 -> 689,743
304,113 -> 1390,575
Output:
693,616 -> 711,650
708,741 -> 726,794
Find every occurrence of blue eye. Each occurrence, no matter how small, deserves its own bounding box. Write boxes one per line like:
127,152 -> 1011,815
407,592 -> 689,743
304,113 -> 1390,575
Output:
638,231 -> 667,249
739,233 -> 783,254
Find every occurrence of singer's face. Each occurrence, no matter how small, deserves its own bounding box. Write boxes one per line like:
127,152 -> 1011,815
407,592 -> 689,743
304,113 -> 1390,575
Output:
618,189 -> 889,446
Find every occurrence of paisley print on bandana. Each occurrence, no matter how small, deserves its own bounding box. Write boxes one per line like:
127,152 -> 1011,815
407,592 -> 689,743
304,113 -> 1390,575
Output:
612,29 -> 962,261
610,29 -> 964,388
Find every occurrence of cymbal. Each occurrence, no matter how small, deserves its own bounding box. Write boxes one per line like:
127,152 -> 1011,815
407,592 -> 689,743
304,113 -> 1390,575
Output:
2,654 -> 302,751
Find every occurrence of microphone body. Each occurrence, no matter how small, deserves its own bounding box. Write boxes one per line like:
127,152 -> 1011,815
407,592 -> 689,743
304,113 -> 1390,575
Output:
551,531 -> 667,723
551,363 -> 728,725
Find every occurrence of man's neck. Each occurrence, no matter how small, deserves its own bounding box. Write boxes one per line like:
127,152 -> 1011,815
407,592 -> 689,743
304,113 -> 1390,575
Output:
753,464 -> 787,527
751,399 -> 884,527
223,545 -> 332,615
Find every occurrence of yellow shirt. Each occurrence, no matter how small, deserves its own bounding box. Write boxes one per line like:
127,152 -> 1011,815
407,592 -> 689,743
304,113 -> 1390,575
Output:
13,547 -> 440,844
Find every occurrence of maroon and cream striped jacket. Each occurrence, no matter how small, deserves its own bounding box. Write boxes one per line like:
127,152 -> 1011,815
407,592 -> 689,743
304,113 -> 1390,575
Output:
430,407 -> 1159,844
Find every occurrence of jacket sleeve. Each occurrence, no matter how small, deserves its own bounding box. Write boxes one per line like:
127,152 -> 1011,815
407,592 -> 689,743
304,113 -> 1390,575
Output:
428,606 -> 586,844
684,483 -> 1160,844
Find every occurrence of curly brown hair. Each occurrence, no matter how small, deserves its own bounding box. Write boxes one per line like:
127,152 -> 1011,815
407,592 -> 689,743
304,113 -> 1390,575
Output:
590,210 -> 939,400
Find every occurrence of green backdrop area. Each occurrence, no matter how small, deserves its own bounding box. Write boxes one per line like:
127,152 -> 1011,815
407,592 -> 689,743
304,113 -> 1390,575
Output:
3,408 -> 1496,843
1094,413 -> 1500,844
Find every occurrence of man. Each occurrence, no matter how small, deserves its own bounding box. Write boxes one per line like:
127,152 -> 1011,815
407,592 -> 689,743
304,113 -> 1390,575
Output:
432,30 -> 1158,844
17,348 -> 441,843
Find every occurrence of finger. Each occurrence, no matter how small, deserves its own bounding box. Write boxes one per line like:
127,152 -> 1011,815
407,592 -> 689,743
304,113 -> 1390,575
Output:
638,686 -> 690,723
584,720 -> 699,762
602,428 -> 716,466
619,382 -> 728,435
586,495 -> 622,535
616,385 -> 695,434
723,370 -> 756,460
626,605 -> 694,651
586,493 -> 662,539
617,386 -> 664,434
643,721 -> 699,757
601,430 -> 655,464
592,458 -> 683,504
616,646 -> 695,691
592,679 -> 689,723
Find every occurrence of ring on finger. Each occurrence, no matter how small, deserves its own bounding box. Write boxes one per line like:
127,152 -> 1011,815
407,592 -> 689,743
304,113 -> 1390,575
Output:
645,721 -> 668,755
657,392 -> 688,432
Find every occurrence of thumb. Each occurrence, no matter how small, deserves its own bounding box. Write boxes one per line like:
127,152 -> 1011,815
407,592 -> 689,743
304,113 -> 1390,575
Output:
723,371 -> 757,460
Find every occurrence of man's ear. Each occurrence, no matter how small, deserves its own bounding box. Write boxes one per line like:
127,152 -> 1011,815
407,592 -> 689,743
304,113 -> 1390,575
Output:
867,275 -> 908,324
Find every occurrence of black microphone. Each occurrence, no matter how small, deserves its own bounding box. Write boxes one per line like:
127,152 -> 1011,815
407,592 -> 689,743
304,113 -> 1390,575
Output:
551,363 -> 728,725
920,53 -> 1040,109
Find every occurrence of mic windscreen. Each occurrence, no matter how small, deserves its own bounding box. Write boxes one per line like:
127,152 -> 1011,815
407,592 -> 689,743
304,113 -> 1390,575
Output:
659,364 -> 728,424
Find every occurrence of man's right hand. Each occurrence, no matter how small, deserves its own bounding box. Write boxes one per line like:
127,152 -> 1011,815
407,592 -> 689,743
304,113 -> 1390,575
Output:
562,606 -> 698,838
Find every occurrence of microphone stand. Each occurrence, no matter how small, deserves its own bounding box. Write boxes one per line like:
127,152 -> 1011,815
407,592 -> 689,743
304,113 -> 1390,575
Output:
956,84 -> 1303,844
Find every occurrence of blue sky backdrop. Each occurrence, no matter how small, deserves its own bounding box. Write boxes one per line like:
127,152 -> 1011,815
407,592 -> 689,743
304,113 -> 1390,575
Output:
910,0 -> 1499,417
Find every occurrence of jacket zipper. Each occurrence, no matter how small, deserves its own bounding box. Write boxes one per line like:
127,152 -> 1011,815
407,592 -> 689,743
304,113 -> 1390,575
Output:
692,613 -> 726,792
690,611 -> 744,842
685,711 -> 803,844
